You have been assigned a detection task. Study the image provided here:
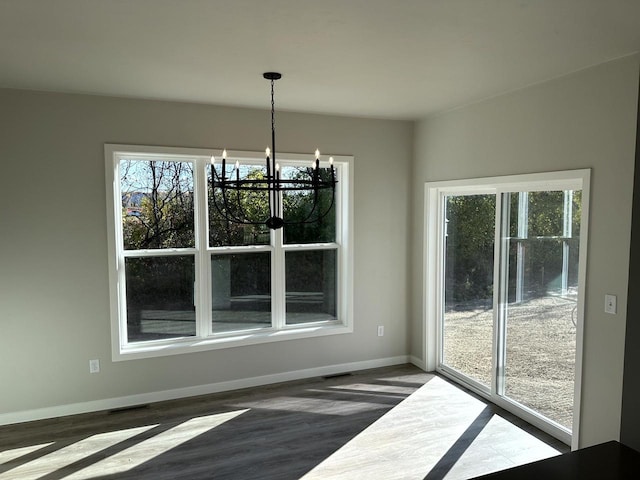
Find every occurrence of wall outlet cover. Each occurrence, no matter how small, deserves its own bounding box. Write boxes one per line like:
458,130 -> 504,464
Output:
89,359 -> 100,373
605,294 -> 617,315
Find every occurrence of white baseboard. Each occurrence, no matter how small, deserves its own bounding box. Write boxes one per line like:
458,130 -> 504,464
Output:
409,355 -> 428,371
0,355 -> 410,426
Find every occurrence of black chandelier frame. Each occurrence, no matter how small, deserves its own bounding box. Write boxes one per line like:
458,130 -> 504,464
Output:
210,72 -> 337,230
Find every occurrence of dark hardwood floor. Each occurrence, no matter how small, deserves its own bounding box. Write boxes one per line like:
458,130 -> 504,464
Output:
0,365 -> 566,479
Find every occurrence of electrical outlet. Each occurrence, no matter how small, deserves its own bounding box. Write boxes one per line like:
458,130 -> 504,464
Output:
605,294 -> 617,315
89,359 -> 100,374
377,325 -> 384,337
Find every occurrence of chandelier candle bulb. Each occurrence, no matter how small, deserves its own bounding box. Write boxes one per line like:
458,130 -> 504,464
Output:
210,72 -> 336,229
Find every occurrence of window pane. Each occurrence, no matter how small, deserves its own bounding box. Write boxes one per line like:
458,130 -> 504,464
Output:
509,191 -> 567,238
212,252 -> 271,333
125,256 -> 195,342
282,166 -> 336,244
285,250 -> 337,324
120,159 -> 194,250
208,163 -> 270,247
442,194 -> 496,389
503,190 -> 581,430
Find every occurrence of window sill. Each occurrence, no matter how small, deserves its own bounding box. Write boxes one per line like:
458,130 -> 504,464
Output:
113,322 -> 353,361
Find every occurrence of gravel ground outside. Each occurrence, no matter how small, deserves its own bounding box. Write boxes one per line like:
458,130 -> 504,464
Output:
443,295 -> 576,430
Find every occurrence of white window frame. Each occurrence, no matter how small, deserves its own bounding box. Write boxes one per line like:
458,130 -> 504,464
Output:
105,144 -> 354,361
424,169 -> 590,449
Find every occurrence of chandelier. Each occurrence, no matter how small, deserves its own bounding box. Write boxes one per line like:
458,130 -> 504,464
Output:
210,72 -> 337,230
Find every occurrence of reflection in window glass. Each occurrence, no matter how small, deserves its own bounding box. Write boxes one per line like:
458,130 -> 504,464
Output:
509,191 -> 581,239
120,159 -> 194,250
211,252 -> 271,333
208,163 -> 270,247
125,256 -> 196,342
282,166 -> 336,244
285,250 -> 337,324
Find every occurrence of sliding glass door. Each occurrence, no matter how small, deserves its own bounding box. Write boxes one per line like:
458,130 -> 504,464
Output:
442,194 -> 496,390
429,171 -> 589,445
500,191 -> 581,431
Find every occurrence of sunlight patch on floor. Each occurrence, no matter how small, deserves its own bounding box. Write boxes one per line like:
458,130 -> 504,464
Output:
327,382 -> 419,396
65,409 -> 248,479
443,415 -> 560,479
0,409 -> 248,480
234,396 -> 388,415
301,377 -> 560,480
0,425 -> 155,480
0,442 -> 53,465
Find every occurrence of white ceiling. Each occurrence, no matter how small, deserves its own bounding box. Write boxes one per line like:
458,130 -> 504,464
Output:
2,0 -> 640,120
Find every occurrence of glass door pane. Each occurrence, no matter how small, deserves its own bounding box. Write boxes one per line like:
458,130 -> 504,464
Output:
501,190 -> 581,430
441,194 -> 496,389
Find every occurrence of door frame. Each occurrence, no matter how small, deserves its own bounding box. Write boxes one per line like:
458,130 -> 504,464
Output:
423,169 -> 590,449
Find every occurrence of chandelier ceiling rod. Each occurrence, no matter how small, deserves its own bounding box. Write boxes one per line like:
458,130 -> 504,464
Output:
265,72 -> 281,229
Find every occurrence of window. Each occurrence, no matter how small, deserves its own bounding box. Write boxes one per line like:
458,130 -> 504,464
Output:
106,145 -> 353,360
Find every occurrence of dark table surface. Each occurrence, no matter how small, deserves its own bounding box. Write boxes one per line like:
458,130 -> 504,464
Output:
473,441 -> 640,479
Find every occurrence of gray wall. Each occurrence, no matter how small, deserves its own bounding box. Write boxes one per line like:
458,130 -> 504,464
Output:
0,90 -> 413,416
411,55 -> 639,447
